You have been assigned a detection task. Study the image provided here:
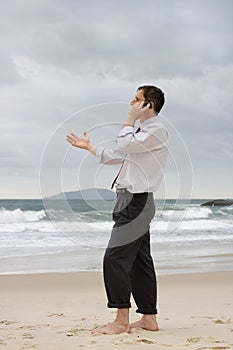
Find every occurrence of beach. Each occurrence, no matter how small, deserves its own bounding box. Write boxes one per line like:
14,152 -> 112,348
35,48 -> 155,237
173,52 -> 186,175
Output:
1,199 -> 233,348
0,271 -> 233,350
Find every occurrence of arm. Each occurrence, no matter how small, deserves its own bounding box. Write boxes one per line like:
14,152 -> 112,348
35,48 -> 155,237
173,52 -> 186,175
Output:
116,103 -> 168,153
96,146 -> 125,165
116,125 -> 168,154
66,132 -> 124,165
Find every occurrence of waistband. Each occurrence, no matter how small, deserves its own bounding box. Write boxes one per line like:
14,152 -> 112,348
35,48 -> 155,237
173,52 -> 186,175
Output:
116,188 -> 152,195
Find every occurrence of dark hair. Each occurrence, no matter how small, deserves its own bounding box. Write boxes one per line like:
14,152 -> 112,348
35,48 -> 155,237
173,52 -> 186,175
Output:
138,85 -> 165,114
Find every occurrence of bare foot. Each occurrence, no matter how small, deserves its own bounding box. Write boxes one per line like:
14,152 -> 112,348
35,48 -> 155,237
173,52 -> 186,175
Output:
93,321 -> 131,335
130,315 -> 159,331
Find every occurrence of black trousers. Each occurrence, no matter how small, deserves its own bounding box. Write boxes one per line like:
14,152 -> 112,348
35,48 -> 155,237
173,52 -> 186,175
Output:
103,190 -> 157,314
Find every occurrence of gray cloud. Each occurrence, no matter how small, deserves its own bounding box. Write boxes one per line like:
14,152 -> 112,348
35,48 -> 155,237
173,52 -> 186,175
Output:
1,0 -> 232,81
0,53 -> 23,85
0,0 -> 232,198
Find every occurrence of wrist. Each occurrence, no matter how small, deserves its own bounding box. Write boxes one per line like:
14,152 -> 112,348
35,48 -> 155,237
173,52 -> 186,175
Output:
87,143 -> 97,155
123,116 -> 135,127
123,123 -> 134,127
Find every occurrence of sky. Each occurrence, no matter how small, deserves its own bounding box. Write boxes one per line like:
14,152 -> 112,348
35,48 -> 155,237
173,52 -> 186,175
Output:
1,0 -> 232,199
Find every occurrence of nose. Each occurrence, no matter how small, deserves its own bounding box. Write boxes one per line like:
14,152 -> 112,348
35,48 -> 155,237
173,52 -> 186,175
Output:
130,99 -> 135,105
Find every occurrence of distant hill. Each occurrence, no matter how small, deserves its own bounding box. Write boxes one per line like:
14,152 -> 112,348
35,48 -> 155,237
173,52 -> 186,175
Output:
46,188 -> 116,200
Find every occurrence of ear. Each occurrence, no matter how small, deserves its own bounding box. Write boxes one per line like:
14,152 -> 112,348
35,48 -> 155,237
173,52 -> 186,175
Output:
151,100 -> 156,111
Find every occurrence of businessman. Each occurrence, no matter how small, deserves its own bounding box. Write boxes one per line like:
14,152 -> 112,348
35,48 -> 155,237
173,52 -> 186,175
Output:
67,85 -> 169,334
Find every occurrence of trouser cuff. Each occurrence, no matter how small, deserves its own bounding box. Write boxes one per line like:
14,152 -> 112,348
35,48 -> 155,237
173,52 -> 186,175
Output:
107,302 -> 131,309
136,308 -> 157,315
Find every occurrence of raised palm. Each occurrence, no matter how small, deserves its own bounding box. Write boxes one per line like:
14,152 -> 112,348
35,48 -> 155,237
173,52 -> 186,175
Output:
66,132 -> 90,150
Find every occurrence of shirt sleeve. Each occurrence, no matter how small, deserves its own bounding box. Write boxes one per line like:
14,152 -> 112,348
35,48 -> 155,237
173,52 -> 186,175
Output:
95,145 -> 125,165
116,125 -> 169,154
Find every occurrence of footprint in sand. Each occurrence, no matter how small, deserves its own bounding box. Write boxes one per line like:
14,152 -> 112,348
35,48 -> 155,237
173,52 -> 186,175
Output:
57,327 -> 87,337
113,338 -> 156,345
0,320 -> 18,326
187,337 -> 203,344
187,337 -> 230,349
16,325 -> 38,331
0,338 -> 7,346
7,333 -> 17,340
16,324 -> 49,330
48,313 -> 67,317
20,342 -> 37,349
22,333 -> 35,340
213,318 -> 232,325
197,347 -> 231,350
136,339 -> 156,344
89,341 -> 97,345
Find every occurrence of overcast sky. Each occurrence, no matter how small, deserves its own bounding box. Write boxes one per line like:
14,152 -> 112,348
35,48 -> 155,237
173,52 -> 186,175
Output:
1,0 -> 232,199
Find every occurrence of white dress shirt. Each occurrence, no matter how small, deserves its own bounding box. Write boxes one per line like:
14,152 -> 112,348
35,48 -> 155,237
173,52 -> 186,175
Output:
95,116 -> 169,193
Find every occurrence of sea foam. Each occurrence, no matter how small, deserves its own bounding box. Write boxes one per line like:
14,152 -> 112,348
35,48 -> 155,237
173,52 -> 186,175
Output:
0,207 -> 46,224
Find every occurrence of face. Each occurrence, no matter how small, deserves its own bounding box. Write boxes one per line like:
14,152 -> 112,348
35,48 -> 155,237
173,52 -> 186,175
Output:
130,89 -> 145,106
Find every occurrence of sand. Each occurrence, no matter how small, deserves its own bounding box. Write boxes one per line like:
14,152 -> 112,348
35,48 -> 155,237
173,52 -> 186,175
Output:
0,271 -> 232,350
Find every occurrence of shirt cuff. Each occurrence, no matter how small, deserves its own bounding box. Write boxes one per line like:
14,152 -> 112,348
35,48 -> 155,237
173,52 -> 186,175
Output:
95,146 -> 105,161
118,126 -> 134,138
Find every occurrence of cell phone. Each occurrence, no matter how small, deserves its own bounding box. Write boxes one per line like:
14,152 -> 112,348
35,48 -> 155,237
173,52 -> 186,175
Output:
142,101 -> 152,109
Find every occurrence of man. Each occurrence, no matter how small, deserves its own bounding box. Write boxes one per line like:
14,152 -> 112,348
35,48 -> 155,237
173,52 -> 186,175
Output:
66,85 -> 169,335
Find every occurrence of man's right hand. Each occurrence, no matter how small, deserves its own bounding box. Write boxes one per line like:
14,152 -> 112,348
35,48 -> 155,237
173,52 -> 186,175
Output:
128,102 -> 151,121
122,102 -> 151,128
66,132 -> 97,155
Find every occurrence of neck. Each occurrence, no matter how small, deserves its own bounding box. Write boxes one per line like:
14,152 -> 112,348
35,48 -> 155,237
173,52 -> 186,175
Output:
140,112 -> 157,124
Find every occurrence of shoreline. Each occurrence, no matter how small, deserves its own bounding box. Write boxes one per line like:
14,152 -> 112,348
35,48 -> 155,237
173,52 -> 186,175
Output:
0,271 -> 232,349
1,263 -> 233,277
1,241 -> 233,276
0,268 -> 231,278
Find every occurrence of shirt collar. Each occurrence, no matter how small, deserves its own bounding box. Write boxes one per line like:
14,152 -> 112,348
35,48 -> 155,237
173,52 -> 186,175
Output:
140,115 -> 158,128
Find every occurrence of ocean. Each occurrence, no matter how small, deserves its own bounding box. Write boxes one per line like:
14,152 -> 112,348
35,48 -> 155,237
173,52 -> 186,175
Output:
0,198 -> 232,275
